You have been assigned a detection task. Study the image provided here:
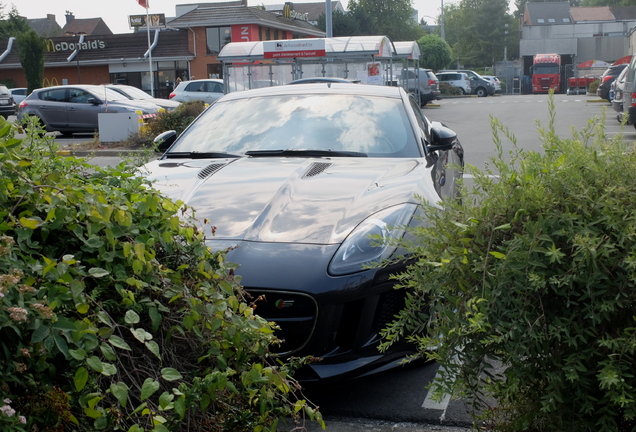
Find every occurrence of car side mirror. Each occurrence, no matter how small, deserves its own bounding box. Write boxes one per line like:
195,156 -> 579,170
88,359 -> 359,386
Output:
154,130 -> 177,153
87,98 -> 101,105
427,121 -> 457,151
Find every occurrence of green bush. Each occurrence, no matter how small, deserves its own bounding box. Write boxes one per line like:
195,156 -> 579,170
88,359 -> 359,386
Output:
381,97 -> 636,431
439,82 -> 464,96
128,101 -> 207,148
588,79 -> 600,95
0,118 -> 323,431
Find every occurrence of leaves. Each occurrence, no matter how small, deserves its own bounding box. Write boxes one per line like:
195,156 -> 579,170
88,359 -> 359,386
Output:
386,94 -> 636,431
0,120 -> 320,432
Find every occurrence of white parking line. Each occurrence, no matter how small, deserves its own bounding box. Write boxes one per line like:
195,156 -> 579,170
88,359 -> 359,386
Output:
421,367 -> 453,421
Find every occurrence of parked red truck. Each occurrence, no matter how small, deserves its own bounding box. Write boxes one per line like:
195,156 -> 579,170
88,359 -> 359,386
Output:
532,53 -> 562,93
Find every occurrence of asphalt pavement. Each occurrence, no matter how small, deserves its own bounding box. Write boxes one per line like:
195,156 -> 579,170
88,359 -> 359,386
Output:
293,417 -> 473,432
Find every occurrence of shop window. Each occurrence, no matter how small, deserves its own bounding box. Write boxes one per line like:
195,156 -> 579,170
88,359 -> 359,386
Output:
206,27 -> 231,54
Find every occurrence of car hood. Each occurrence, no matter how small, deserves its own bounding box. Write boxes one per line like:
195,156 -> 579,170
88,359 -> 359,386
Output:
141,157 -> 441,244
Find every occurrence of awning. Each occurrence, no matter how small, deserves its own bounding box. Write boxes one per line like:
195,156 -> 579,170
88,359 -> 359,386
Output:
386,41 -> 420,60
613,55 -> 632,65
218,36 -> 395,63
577,60 -> 611,68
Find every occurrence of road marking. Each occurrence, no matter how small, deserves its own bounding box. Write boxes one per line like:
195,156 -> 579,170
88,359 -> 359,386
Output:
422,367 -> 452,421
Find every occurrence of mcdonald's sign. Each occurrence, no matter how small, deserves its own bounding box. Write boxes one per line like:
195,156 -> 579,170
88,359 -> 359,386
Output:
45,39 -> 107,53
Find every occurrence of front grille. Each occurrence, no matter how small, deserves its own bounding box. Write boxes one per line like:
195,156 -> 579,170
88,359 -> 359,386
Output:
372,288 -> 407,333
245,289 -> 318,355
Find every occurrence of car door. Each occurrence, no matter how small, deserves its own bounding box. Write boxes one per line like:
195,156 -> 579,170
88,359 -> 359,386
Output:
183,81 -> 206,103
408,97 -> 462,201
66,88 -> 103,132
36,88 -> 68,128
204,81 -> 224,104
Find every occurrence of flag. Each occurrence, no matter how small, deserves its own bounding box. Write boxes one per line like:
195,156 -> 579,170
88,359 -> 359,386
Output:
137,0 -> 148,8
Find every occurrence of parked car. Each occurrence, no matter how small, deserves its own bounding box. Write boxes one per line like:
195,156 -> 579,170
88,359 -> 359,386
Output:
482,75 -> 502,92
621,54 -> 636,128
597,63 -> 627,102
105,84 -> 181,111
0,85 -> 15,119
612,66 -> 628,121
435,71 -> 471,94
169,79 -> 225,104
142,83 -> 464,381
9,87 -> 27,106
441,69 -> 495,97
399,68 -> 441,106
288,77 -> 357,84
17,84 -> 160,135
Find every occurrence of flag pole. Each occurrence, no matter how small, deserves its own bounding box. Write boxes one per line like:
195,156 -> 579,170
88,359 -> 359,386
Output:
145,3 -> 154,97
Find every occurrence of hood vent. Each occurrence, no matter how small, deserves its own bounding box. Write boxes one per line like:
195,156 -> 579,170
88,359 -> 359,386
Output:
197,163 -> 227,180
302,162 -> 332,179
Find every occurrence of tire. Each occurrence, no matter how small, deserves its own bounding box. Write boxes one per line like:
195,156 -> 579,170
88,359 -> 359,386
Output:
476,87 -> 487,97
459,88 -> 466,95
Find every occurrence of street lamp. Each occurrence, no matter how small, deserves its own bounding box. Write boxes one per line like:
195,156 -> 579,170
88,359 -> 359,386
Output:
440,0 -> 445,40
66,31 -> 86,84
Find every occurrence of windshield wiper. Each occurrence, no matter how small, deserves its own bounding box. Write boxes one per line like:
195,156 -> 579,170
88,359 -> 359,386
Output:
245,149 -> 367,158
164,151 -> 241,159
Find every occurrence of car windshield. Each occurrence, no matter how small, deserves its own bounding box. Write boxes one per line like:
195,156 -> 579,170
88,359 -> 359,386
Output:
116,86 -> 153,100
90,86 -> 131,102
168,93 -> 421,158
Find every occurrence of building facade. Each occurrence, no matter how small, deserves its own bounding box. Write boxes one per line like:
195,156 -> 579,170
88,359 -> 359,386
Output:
2,1 -> 324,98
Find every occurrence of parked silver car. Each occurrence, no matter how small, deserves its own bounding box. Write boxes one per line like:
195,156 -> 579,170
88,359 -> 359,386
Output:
440,69 -> 495,97
17,85 -> 160,136
10,87 -> 28,106
105,84 -> 181,111
169,79 -> 225,104
436,71 -> 471,94
399,68 -> 441,106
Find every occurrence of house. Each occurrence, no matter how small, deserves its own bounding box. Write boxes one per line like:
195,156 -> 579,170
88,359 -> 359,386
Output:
25,14 -> 64,38
62,11 -> 113,36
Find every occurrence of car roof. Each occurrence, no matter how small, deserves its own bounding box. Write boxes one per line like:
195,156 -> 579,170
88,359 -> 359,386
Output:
32,84 -> 105,92
219,83 -> 407,102
181,79 -> 224,83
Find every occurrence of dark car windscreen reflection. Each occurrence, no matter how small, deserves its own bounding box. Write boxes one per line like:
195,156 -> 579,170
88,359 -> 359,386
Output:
169,94 -> 421,158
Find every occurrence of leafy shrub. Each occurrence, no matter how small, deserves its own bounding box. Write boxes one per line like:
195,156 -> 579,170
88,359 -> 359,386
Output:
0,118 -> 323,431
439,82 -> 463,96
381,96 -> 636,431
588,79 -> 600,95
127,101 -> 207,148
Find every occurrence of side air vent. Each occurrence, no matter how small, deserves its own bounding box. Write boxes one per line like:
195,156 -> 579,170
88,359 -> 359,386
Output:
197,163 -> 226,180
302,162 -> 332,179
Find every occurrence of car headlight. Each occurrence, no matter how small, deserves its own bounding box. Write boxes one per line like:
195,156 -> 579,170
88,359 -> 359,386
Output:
329,203 -> 417,276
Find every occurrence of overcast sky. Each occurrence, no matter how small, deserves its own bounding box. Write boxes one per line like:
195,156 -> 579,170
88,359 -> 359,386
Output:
11,0 -> 448,35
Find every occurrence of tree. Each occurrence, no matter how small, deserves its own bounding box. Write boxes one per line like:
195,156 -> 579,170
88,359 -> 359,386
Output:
347,0 -> 424,41
16,30 -> 45,94
417,34 -> 452,71
317,9 -> 361,36
0,4 -> 29,39
442,0 -> 516,68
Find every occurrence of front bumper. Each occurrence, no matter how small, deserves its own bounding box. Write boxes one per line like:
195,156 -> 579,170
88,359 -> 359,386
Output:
223,241 -> 415,381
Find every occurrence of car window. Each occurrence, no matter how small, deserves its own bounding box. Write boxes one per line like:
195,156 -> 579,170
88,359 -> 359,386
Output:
206,82 -> 222,93
170,94 -> 420,158
40,89 -> 67,102
186,82 -> 206,92
13,89 -> 26,96
68,89 -> 93,104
